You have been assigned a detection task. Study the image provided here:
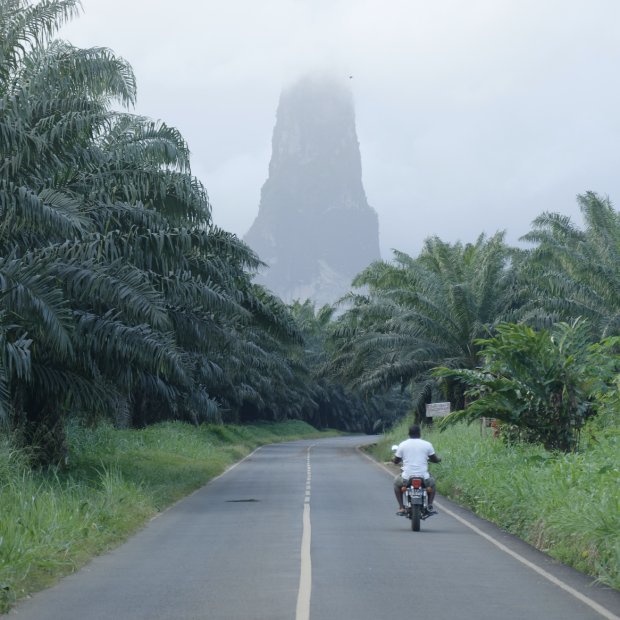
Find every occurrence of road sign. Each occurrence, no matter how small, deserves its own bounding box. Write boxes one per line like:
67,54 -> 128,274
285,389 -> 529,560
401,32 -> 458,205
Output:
425,402 -> 451,417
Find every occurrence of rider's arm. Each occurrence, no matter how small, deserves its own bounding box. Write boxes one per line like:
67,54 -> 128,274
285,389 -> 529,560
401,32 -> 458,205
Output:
428,454 -> 441,463
391,456 -> 402,464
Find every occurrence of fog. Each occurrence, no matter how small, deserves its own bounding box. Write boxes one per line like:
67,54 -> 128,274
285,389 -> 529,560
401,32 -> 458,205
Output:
61,0 -> 620,259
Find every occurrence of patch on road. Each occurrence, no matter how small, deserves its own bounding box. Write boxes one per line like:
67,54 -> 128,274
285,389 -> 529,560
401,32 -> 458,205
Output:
226,499 -> 261,502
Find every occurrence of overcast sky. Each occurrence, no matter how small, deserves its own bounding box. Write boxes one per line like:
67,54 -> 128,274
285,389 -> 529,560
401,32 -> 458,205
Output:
61,0 -> 620,259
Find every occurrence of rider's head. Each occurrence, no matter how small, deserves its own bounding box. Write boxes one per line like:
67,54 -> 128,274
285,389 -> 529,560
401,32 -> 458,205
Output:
408,424 -> 421,438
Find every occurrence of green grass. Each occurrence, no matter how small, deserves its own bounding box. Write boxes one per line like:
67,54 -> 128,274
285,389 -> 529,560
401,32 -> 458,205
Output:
370,417 -> 620,589
0,420 -> 345,612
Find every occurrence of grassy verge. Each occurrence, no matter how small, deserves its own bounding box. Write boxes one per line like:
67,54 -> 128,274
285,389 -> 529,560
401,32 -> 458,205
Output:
370,417 -> 620,589
0,420 -> 345,611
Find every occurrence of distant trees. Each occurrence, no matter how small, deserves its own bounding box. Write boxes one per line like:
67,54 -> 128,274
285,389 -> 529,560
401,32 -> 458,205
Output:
320,233 -> 524,419
290,299 -> 409,433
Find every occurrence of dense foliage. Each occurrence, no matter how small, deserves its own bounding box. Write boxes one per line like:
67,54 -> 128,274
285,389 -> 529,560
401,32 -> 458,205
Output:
290,299 -> 409,433
434,320 -> 620,450
325,195 -> 620,443
0,0 -> 393,463
321,233 -> 524,418
520,191 -> 620,337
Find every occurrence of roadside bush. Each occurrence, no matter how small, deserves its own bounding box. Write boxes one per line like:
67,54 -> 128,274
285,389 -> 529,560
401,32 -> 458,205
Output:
434,320 -> 620,451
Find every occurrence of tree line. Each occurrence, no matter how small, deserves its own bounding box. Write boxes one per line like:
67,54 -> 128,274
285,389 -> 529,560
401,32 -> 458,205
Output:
4,1 -> 618,462
321,192 -> 620,450
0,0 -> 410,464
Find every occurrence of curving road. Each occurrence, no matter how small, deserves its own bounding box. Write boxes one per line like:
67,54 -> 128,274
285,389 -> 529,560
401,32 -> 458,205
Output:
11,436 -> 620,620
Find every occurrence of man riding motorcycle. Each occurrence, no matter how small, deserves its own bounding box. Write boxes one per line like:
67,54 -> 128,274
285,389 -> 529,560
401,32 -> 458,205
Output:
391,424 -> 441,516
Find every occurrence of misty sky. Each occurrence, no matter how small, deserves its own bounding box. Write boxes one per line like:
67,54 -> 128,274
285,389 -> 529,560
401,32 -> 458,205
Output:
61,0 -> 620,259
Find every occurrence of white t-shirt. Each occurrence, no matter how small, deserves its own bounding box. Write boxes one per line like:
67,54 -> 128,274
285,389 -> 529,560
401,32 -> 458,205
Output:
395,438 -> 435,479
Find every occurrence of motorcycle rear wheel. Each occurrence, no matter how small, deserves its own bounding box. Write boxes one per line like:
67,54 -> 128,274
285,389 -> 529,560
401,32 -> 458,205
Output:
411,505 -> 421,531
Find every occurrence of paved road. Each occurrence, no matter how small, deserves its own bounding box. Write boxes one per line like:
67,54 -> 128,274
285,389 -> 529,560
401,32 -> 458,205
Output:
11,435 -> 620,620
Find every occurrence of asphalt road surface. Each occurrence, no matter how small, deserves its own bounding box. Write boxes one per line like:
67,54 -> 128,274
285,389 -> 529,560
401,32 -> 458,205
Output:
11,435 -> 620,620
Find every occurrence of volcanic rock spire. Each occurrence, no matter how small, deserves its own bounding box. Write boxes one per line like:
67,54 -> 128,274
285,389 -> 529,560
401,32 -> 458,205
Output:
244,75 -> 381,306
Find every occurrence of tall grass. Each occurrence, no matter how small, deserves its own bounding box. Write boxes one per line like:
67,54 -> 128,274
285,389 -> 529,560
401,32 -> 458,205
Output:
372,418 -> 620,589
0,420 -> 343,611
0,448 -> 150,610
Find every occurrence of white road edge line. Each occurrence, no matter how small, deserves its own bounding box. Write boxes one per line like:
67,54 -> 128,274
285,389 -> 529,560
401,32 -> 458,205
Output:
437,503 -> 620,620
211,445 -> 263,482
296,445 -> 315,620
356,445 -> 620,620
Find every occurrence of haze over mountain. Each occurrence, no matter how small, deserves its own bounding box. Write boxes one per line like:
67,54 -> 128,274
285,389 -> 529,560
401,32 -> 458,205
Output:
244,76 -> 380,306
61,1 -> 620,261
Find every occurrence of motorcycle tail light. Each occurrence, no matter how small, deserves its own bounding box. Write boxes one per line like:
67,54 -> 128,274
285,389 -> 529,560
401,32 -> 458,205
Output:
412,479 -> 422,489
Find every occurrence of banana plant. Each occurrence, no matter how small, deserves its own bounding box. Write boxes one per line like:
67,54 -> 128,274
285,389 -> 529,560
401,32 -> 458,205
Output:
434,319 -> 617,451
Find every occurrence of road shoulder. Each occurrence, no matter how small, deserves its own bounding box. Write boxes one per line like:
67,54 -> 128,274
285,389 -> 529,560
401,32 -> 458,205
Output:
357,444 -> 620,618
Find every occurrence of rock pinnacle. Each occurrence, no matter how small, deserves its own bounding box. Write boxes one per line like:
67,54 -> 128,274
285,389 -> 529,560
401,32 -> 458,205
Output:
244,75 -> 381,306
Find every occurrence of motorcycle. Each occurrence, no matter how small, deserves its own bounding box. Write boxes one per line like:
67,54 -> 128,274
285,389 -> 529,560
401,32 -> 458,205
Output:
391,444 -> 435,531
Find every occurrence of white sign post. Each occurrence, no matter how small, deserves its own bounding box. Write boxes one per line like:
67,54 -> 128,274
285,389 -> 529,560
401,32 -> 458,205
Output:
425,402 -> 451,418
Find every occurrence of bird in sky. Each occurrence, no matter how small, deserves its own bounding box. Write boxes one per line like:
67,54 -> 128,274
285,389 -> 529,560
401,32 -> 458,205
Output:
349,76 -> 353,78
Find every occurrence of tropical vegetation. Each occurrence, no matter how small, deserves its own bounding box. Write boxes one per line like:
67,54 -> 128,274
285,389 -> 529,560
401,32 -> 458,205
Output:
321,232 -> 525,418
291,299 -> 409,433
324,195 -> 620,446
0,0 -> 392,467
434,320 -> 620,450
520,191 -> 620,338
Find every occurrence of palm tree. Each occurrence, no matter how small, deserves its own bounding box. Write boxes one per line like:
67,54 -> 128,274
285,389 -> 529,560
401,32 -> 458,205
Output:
520,191 -> 620,339
288,299 -> 409,433
0,0 -> 320,462
322,232 -> 524,415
